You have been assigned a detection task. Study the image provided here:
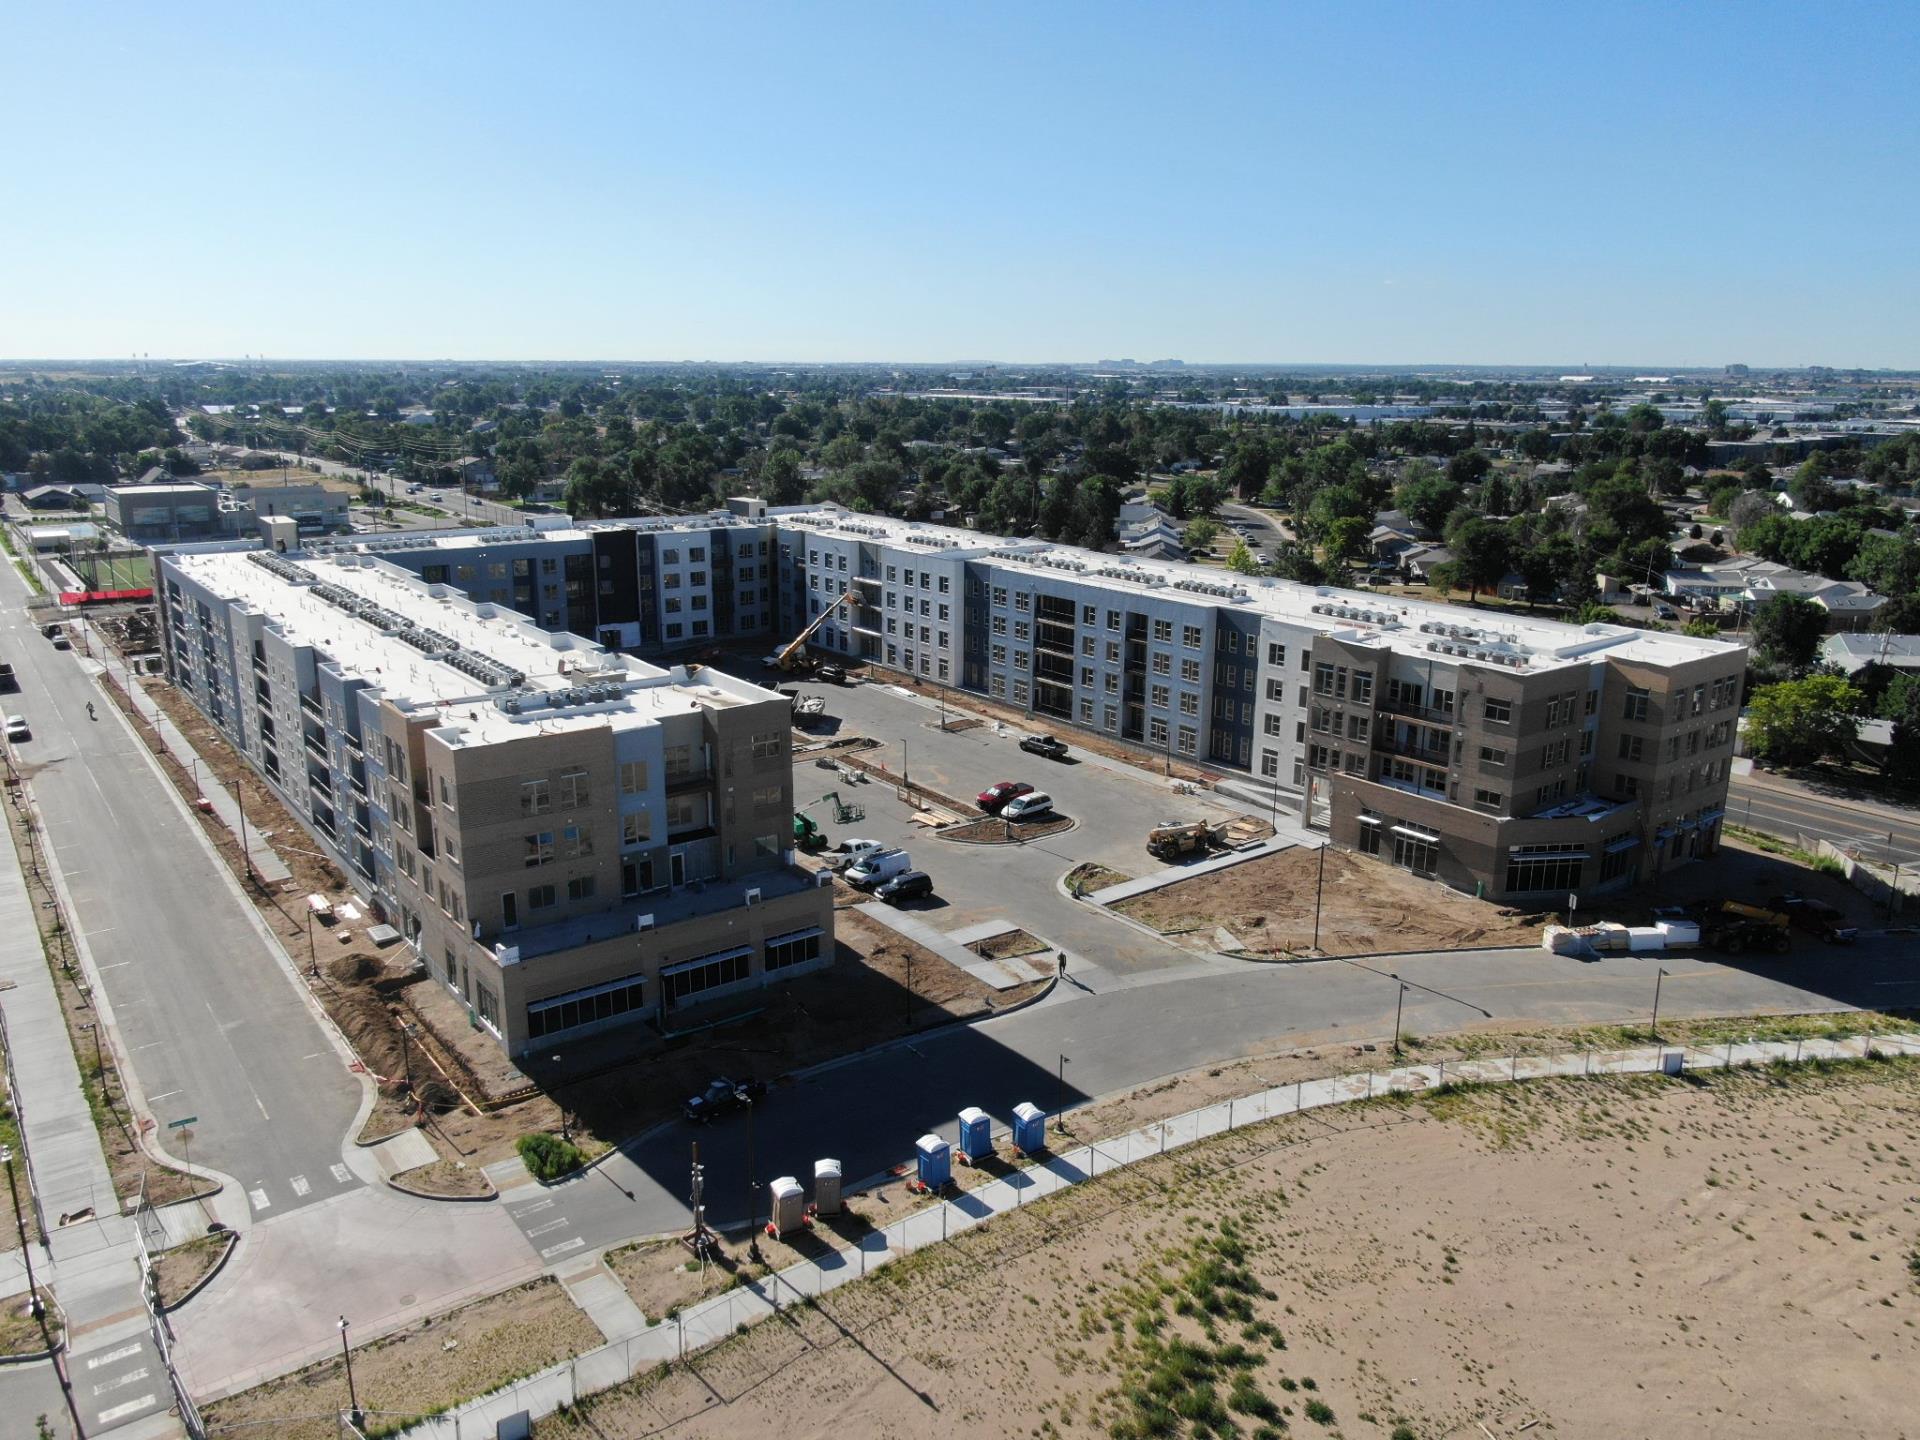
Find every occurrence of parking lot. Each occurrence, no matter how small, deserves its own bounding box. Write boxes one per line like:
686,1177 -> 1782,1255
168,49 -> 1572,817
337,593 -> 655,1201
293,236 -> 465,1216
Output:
785,669 -> 1257,978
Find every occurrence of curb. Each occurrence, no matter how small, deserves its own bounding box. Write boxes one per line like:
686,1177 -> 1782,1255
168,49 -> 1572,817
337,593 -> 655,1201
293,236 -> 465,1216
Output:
935,816 -> 1080,847
156,1229 -> 239,1314
386,1172 -> 499,1203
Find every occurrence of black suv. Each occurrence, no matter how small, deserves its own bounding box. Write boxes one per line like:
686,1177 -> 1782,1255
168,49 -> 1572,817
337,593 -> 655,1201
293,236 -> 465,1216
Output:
683,1076 -> 768,1123
1767,894 -> 1858,944
876,870 -> 933,904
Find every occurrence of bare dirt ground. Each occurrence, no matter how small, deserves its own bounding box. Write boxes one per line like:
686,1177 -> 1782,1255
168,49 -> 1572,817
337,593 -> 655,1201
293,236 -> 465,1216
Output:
539,1056 -> 1920,1440
940,812 -> 1075,844
1114,847 -> 1543,957
0,1288 -> 58,1357
967,928 -> 1048,961
152,1232 -> 235,1311
202,1276 -> 601,1440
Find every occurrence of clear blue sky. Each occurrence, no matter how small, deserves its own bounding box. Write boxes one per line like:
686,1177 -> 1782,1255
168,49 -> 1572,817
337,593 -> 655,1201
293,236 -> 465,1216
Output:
4,1 -> 1915,367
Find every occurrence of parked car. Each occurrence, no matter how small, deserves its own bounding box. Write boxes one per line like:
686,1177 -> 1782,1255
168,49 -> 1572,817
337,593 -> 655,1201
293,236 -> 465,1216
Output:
822,838 -> 889,871
1654,603 -> 1678,620
976,780 -> 1034,814
1767,893 -> 1858,943
1001,791 -> 1054,821
845,848 -> 913,890
683,1076 -> 767,1123
814,664 -> 846,685
876,870 -> 934,904
1019,734 -> 1069,761
0,661 -> 15,692
5,715 -> 29,743
50,632 -> 71,650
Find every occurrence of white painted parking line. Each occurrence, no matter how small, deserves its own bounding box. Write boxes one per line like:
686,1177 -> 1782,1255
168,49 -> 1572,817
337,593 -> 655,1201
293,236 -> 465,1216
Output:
148,1090 -> 181,1103
92,1367 -> 150,1395
248,1187 -> 271,1210
512,1198 -> 556,1217
525,1218 -> 571,1238
290,1174 -> 311,1196
331,1163 -> 352,1183
85,1344 -> 144,1369
539,1237 -> 586,1259
96,1396 -> 158,1424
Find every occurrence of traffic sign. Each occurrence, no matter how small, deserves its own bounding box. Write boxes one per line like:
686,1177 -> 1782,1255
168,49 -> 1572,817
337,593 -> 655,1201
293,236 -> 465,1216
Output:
167,1116 -> 198,1129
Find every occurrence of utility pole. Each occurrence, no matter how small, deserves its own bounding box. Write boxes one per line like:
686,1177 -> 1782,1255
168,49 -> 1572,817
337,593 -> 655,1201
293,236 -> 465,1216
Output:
233,775 -> 253,886
1311,843 -> 1327,953
1054,1052 -> 1070,1131
1392,980 -> 1409,1056
1650,967 -> 1668,1042
744,1094 -> 761,1263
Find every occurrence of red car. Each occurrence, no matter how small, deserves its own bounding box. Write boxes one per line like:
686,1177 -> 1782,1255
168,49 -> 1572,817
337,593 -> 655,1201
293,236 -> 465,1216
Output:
976,780 -> 1033,814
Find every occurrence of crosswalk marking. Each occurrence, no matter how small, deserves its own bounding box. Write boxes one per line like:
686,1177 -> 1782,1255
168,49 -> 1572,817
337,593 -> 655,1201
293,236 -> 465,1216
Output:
331,1163 -> 352,1183
249,1187 -> 271,1210
97,1396 -> 158,1424
539,1237 -> 586,1259
86,1344 -> 143,1369
92,1367 -> 150,1396
290,1174 -> 311,1196
526,1218 -> 570,1238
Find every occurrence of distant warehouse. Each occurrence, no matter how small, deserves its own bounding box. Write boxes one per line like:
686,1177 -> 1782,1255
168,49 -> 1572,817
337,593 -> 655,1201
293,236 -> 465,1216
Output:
155,540 -> 831,1057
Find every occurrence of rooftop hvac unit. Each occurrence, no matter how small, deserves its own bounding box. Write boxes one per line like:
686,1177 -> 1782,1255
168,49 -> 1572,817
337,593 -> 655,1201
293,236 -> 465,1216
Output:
745,887 -> 762,905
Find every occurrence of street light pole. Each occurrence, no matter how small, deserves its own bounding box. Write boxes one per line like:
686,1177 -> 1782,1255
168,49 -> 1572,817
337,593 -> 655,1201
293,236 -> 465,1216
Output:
1054,1052 -> 1070,1131
0,1147 -> 44,1317
1392,980 -> 1409,1057
743,1095 -> 761,1263
1650,967 -> 1669,1042
233,775 -> 253,887
338,1316 -> 362,1426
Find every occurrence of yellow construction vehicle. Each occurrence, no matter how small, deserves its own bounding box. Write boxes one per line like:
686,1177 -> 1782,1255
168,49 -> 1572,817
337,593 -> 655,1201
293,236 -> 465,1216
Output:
1147,820 -> 1215,861
764,591 -> 855,673
1700,900 -> 1791,954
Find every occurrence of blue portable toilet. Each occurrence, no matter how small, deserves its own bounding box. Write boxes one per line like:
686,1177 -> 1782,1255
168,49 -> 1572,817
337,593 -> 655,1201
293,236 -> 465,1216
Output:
915,1133 -> 951,1190
957,1107 -> 992,1163
1011,1101 -> 1045,1154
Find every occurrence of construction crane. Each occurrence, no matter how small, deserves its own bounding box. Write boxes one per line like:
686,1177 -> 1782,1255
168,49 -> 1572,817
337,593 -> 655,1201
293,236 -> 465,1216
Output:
770,591 -> 855,672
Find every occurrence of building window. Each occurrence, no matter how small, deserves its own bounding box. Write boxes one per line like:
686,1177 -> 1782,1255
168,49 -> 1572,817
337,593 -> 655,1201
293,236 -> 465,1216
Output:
1179,691 -> 1199,715
1473,788 -> 1503,811
1152,652 -> 1171,675
558,769 -> 589,807
1313,662 -> 1336,696
664,948 -> 752,1004
1484,698 -> 1512,725
765,928 -> 823,972
1357,817 -> 1382,855
1151,683 -> 1170,708
1479,746 -> 1507,767
524,832 -> 554,867
1617,735 -> 1644,762
1623,686 -> 1650,723
619,760 -> 648,794
527,972 -> 646,1040
1181,658 -> 1201,683
1012,679 -> 1029,705
1260,749 -> 1278,778
567,875 -> 596,901
752,731 -> 784,759
1267,642 -> 1286,666
1149,716 -> 1169,746
521,779 -> 551,815
1182,625 -> 1203,649
1391,829 -> 1439,875
527,882 -> 557,909
1153,618 -> 1173,642
1505,847 -> 1586,893
1264,713 -> 1282,736
622,811 -> 651,846
1177,726 -> 1197,756
563,822 -> 593,857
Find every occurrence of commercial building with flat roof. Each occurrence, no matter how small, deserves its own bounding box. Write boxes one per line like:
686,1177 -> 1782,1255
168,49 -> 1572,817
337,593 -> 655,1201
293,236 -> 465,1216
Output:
297,499 -> 1749,903
156,541 -> 831,1057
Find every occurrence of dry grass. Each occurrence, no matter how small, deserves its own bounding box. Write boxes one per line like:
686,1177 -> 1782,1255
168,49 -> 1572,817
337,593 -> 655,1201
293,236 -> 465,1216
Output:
0,1288 -> 58,1357
967,929 -> 1049,961
152,1231 -> 235,1311
390,1158 -> 494,1199
201,1277 -> 600,1440
1114,847 -> 1542,956
547,1055 -> 1920,1440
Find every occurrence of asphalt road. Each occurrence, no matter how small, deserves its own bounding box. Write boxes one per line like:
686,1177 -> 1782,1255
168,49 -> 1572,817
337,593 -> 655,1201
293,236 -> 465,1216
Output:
0,561 -> 362,1220
505,922 -> 1920,1259
1726,772 -> 1920,862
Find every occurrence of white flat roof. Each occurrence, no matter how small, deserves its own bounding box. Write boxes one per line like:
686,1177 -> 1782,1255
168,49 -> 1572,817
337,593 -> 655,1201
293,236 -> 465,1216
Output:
168,547 -> 778,749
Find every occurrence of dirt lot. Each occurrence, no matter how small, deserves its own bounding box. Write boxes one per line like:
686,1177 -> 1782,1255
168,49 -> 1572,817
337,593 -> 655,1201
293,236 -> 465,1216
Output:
538,1056 -> 1920,1440
152,1232 -> 235,1311
1114,847 -> 1543,957
0,1288 -> 58,1357
203,1277 -> 601,1440
940,812 -> 1075,844
967,929 -> 1048,961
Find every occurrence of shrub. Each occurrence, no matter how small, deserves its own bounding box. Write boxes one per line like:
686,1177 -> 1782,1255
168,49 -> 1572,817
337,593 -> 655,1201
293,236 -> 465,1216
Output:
516,1131 -> 586,1182
1304,1397 -> 1335,1425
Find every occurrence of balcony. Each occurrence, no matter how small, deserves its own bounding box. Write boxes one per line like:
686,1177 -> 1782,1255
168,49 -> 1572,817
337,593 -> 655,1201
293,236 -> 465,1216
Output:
303,729 -> 329,760
1372,731 -> 1452,766
1378,693 -> 1459,726
300,692 -> 323,719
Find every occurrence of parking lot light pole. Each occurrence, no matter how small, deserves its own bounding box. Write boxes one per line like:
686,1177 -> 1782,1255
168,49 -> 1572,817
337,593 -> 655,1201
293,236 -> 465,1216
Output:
1392,980 -> 1410,1057
1650,967 -> 1669,1042
1311,844 -> 1327,953
744,1094 -> 762,1263
1054,1053 -> 1070,1131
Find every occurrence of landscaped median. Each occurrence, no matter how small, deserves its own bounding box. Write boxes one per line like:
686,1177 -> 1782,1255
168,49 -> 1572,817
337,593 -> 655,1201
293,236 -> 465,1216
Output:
332,1013 -> 1920,1439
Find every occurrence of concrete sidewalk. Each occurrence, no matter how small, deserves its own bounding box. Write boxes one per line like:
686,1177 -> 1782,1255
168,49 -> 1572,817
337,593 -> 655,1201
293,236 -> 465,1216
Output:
81,636 -> 292,887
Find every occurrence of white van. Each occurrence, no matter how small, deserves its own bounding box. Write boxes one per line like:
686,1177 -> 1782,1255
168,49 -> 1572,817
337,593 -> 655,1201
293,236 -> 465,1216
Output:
845,848 -> 913,890
1002,791 -> 1053,821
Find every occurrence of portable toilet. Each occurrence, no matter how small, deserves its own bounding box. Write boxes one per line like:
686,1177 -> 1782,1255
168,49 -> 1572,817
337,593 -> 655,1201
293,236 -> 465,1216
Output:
957,1106 -> 992,1164
915,1133 -> 951,1191
767,1176 -> 806,1237
813,1158 -> 842,1217
1011,1101 -> 1046,1155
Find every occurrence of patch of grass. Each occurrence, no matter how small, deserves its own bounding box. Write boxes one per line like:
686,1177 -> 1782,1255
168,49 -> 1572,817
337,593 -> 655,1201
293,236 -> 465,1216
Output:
1811,854 -> 1847,877
1067,863 -> 1133,897
1304,1396 -> 1335,1424
1725,825 -> 1818,865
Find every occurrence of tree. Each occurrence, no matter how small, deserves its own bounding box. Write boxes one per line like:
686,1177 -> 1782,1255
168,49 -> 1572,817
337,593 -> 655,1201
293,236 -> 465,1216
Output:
562,456 -> 632,517
1225,540 -> 1259,574
1728,490 -> 1779,542
1446,449 -> 1491,487
1872,593 -> 1920,634
761,447 -> 806,506
1743,676 -> 1860,768
1446,518 -> 1511,602
1751,593 -> 1827,672
1847,533 -> 1920,597
1482,471 -> 1511,516
1395,470 -> 1461,535
1882,675 -> 1920,785
1322,515 -> 1370,570
1683,615 -> 1722,639
1182,517 -> 1221,552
